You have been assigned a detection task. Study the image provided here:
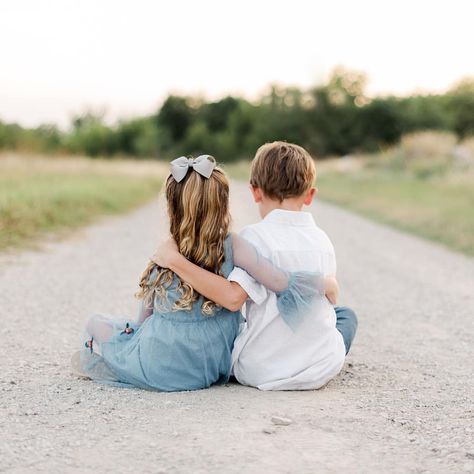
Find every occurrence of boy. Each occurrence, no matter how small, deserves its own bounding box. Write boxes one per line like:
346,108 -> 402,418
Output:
154,142 -> 357,390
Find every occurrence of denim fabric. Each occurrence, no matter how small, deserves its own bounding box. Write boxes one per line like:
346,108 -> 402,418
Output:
335,306 -> 358,355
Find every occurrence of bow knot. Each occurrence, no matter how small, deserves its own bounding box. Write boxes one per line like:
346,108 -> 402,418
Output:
170,155 -> 217,183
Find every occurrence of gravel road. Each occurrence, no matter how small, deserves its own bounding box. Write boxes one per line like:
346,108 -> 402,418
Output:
1,181 -> 473,474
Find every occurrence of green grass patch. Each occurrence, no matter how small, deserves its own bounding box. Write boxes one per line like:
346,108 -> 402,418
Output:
0,169 -> 162,250
317,170 -> 474,256
221,161 -> 251,182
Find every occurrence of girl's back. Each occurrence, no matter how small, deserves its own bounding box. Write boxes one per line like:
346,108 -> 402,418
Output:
77,156 -> 241,391
83,235 -> 241,392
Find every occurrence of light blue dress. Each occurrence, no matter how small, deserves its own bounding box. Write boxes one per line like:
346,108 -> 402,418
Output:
79,235 -> 242,392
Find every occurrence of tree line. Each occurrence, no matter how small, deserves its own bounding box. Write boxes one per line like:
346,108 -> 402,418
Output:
1,68 -> 474,161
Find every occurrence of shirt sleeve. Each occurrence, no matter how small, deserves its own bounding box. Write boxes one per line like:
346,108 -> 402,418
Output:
228,267 -> 268,305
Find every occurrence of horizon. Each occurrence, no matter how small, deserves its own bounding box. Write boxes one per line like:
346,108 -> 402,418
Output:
1,0 -> 474,128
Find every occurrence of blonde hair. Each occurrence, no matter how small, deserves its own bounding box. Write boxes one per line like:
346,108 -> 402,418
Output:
250,141 -> 316,201
136,161 -> 230,316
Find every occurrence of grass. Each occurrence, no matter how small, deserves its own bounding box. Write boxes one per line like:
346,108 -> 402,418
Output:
221,161 -> 252,182
0,154 -> 166,250
314,132 -> 474,256
317,170 -> 474,255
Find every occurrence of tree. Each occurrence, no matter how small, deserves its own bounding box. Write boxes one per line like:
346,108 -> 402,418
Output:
448,79 -> 474,139
156,96 -> 194,142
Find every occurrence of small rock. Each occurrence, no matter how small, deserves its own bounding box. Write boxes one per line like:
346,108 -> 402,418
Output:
463,462 -> 474,472
262,428 -> 275,434
271,416 -> 292,426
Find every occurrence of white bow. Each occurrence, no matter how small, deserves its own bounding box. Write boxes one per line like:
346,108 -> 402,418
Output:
170,155 -> 217,183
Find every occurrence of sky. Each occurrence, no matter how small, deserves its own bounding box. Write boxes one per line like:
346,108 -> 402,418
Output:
1,0 -> 473,128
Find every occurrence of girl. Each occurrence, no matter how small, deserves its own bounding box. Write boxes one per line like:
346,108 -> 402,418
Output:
72,155 -> 335,392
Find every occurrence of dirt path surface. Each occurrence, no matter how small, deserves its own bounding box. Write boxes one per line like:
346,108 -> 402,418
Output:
1,182 -> 473,474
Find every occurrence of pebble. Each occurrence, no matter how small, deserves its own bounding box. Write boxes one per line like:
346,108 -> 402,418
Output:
463,462 -> 474,472
271,416 -> 292,426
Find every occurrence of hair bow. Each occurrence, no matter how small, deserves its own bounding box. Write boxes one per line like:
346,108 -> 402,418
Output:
170,155 -> 217,183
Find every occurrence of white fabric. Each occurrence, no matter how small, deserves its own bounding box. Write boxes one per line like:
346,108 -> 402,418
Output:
228,209 -> 346,391
230,233 -> 324,297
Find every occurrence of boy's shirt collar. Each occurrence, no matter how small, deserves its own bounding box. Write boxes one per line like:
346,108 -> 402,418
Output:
262,209 -> 315,226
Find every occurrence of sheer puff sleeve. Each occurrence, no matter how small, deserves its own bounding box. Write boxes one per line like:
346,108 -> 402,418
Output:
231,232 -> 326,330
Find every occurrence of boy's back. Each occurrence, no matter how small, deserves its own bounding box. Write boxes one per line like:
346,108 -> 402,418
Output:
229,209 -> 346,390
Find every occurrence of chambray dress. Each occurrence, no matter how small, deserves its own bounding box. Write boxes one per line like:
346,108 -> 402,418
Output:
79,235 -> 242,392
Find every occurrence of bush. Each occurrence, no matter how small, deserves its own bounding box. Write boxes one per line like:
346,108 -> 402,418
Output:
2,69 -> 474,160
400,131 -> 457,161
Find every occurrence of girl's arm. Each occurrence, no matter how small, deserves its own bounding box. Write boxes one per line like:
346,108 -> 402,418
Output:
152,235 -> 337,312
137,299 -> 154,324
154,239 -> 248,312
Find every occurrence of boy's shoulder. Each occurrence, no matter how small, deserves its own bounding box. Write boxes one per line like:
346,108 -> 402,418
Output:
237,222 -> 268,246
240,215 -> 333,246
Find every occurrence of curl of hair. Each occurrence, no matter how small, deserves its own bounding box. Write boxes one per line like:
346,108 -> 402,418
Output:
135,163 -> 230,316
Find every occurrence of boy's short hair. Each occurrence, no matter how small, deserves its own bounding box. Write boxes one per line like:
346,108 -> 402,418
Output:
250,141 -> 316,201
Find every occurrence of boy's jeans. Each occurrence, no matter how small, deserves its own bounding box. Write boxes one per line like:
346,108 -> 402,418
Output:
334,307 -> 358,355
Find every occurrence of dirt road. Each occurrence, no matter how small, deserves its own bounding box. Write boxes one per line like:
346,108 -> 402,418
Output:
1,182 -> 473,473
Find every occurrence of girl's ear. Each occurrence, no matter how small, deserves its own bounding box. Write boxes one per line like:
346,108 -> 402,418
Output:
249,185 -> 263,203
303,187 -> 317,206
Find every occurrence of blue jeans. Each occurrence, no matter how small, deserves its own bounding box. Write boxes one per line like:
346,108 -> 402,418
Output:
335,306 -> 358,355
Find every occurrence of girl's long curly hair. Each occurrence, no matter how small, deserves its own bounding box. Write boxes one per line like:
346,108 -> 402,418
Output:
136,160 -> 231,316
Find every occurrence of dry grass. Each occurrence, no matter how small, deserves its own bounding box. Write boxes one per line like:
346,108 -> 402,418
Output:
315,132 -> 474,255
220,160 -> 252,181
399,131 -> 457,161
318,170 -> 474,255
0,153 -> 167,250
0,152 -> 168,177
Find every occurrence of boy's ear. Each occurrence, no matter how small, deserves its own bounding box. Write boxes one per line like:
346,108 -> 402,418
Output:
249,185 -> 263,203
303,187 -> 317,206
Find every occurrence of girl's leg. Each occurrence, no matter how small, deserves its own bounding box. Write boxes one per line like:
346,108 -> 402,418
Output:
79,315 -> 123,382
334,306 -> 358,355
86,314 -> 115,344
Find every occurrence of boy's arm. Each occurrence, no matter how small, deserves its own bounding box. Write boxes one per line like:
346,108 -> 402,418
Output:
152,239 -> 248,312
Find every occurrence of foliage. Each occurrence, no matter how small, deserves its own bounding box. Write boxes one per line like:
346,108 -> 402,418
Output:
447,79 -> 474,139
1,68 -> 474,161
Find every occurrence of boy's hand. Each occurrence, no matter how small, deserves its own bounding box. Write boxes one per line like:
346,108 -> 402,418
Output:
324,276 -> 339,305
151,237 -> 180,269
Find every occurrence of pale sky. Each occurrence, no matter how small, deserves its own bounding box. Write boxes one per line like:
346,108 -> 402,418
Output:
1,0 -> 473,128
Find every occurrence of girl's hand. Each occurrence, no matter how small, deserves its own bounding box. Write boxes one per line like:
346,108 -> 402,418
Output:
151,237 -> 179,269
324,276 -> 339,305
